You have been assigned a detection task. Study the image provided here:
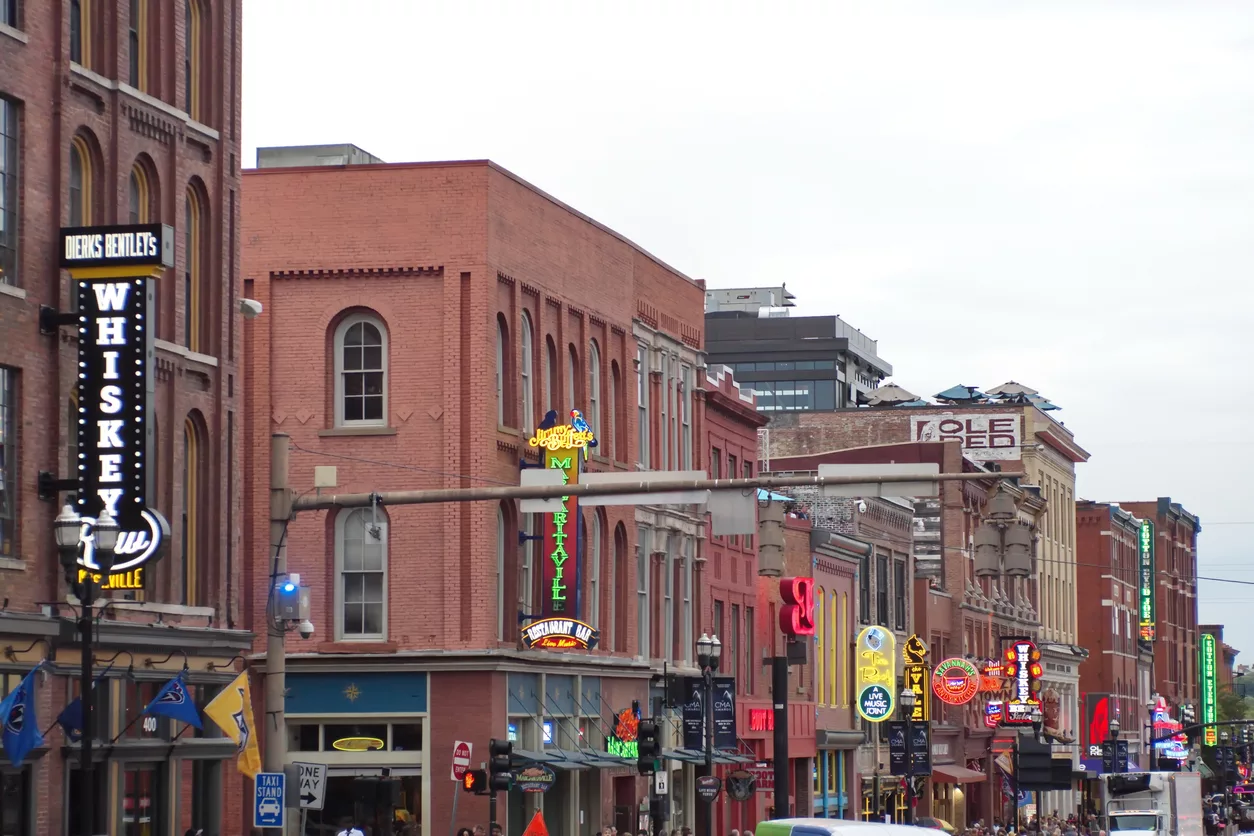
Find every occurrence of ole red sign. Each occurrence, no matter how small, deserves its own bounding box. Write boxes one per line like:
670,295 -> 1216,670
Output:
779,577 -> 816,637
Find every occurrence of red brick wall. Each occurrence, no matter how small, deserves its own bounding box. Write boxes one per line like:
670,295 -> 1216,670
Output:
242,160 -> 706,656
1,1 -> 245,833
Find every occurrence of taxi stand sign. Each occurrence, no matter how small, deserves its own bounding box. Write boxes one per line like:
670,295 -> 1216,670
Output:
254,772 -> 285,829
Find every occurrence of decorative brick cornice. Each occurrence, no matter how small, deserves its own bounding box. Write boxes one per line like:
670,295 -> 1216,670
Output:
545,295 -> 563,311
272,266 -> 443,280
589,313 -> 607,328
568,306 -> 585,320
610,324 -> 626,336
636,301 -> 659,328
497,271 -> 516,286
497,439 -> 520,456
520,282 -> 542,298
122,100 -> 176,146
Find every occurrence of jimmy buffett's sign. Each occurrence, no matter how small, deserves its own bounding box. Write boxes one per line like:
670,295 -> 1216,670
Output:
63,225 -> 173,590
521,617 -> 599,651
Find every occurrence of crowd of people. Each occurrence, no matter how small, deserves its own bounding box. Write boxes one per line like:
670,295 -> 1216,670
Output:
958,813 -> 1103,836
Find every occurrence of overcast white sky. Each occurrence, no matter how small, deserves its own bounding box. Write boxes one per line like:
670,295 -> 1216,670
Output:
244,1 -> 1254,657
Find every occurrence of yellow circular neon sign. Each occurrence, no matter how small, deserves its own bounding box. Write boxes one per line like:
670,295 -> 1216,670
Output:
332,736 -> 385,752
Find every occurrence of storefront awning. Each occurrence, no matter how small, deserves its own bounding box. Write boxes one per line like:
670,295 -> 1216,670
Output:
663,748 -> 707,764
932,764 -> 987,784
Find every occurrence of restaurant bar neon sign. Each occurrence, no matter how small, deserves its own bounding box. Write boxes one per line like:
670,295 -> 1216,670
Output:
1139,519 -> 1157,642
529,410 -> 597,620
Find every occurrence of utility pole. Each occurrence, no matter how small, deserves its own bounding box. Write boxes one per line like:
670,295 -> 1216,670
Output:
772,655 -> 790,819
265,433 -> 292,776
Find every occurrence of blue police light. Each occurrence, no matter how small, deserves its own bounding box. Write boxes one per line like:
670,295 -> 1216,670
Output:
282,582 -> 297,592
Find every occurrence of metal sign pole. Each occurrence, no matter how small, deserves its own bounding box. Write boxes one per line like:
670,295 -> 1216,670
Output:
449,780 -> 461,836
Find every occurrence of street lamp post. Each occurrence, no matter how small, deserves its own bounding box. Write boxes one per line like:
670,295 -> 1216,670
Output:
56,504 -> 118,836
1030,706 -> 1044,824
1108,716 -> 1122,774
696,633 -> 722,836
898,686 -> 916,825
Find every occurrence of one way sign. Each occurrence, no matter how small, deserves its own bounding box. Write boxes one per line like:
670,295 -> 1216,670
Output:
292,762 -> 327,811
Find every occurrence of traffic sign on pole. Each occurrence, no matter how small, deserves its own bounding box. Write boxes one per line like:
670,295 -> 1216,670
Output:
654,771 -> 669,795
451,740 -> 473,781
293,762 -> 327,811
254,773 -> 285,829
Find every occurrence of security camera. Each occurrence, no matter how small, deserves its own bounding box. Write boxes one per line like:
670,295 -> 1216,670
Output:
297,620 -> 315,640
857,500 -> 868,513
239,298 -> 263,319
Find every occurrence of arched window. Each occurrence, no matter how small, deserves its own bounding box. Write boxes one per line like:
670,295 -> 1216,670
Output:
335,508 -> 388,640
334,314 -> 388,428
609,361 -> 621,461
69,135 -> 93,226
588,511 -> 603,631
497,504 -> 507,641
185,0 -> 204,121
816,586 -> 825,705
183,185 -> 205,352
129,163 -> 150,224
128,0 -> 149,90
613,524 -> 627,652
67,393 -> 79,503
71,0 -> 91,67
182,416 -> 203,607
567,344 -> 580,409
543,337 -> 557,414
495,316 -> 510,426
520,311 -> 534,432
519,512 -> 535,616
588,339 -> 602,438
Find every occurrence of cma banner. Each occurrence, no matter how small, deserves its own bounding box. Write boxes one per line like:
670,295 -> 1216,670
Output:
66,225 -> 172,590
681,675 -> 736,751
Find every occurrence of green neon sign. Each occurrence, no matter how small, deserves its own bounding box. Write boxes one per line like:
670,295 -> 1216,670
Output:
607,736 -> 638,758
1200,633 -> 1218,746
1139,520 -> 1156,641
547,454 -> 574,610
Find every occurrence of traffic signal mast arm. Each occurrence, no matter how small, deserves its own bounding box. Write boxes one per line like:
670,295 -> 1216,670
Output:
293,470 -> 1026,512
1149,718 -> 1250,746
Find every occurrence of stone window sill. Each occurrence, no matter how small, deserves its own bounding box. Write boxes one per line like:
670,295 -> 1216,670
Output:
0,283 -> 26,300
0,557 -> 26,571
317,640 -> 397,653
319,426 -> 397,437
154,339 -> 219,367
0,23 -> 27,44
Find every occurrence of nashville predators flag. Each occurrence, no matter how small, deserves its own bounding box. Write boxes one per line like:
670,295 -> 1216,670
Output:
203,672 -> 261,779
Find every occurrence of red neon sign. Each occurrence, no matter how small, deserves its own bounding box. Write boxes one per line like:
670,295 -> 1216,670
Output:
749,709 -> 774,731
779,577 -> 816,637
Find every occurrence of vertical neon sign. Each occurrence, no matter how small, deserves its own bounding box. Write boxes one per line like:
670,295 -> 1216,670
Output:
1200,633 -> 1218,746
529,410 -> 597,619
1139,519 -> 1156,642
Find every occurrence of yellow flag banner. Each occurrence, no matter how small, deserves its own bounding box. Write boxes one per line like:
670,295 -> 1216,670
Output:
204,671 -> 262,779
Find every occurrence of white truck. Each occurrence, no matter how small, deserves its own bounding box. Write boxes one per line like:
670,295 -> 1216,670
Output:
1099,772 -> 1204,836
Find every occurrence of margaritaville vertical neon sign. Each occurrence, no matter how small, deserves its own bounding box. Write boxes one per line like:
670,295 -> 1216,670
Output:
523,410 -> 600,650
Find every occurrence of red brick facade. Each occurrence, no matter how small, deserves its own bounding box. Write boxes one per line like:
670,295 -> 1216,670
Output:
241,159 -> 710,833
0,1 -> 248,833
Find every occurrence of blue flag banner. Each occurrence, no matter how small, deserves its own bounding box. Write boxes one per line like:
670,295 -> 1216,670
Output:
0,667 -> 44,766
56,697 -> 84,743
143,673 -> 202,729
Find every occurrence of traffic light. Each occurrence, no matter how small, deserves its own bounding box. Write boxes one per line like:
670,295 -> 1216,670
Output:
463,769 -> 488,795
489,738 -> 514,792
637,720 -> 660,775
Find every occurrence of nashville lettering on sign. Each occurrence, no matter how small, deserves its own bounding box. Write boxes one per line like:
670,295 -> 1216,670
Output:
75,278 -> 168,589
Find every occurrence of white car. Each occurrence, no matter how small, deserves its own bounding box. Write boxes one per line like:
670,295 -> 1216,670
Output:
259,797 -> 281,817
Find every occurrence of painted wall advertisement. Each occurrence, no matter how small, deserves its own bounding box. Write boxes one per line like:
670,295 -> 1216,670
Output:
522,409 -> 599,651
1139,519 -> 1156,642
1200,633 -> 1218,746
911,413 -> 1021,461
855,627 -> 896,722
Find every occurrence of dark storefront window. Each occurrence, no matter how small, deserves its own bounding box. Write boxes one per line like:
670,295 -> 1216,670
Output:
876,554 -> 889,627
191,761 -> 221,835
745,380 -> 837,412
858,552 -> 871,624
67,768 -> 109,836
121,763 -> 166,836
0,769 -> 30,836
894,559 -> 907,630
69,674 -> 114,741
122,680 -> 170,740
305,775 -> 422,836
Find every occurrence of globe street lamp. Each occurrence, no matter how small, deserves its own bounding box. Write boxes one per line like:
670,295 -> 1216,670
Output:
696,633 -> 722,836
56,504 -> 118,836
899,686 -> 917,824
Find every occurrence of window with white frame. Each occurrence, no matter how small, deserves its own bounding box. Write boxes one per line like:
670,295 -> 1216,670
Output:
637,525 -> 650,657
681,365 -> 693,468
682,535 -> 694,664
669,357 -> 679,468
334,315 -> 388,427
607,363 -> 617,461
664,532 -> 675,662
520,512 -> 535,615
520,311 -> 534,432
497,505 -> 507,641
636,345 -> 649,468
588,339 -> 602,436
659,354 -> 669,468
336,508 -> 387,639
588,511 -> 602,630
567,344 -> 579,410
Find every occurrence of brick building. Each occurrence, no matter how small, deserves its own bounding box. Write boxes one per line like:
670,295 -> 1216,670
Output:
0,1 -> 248,833
765,439 -> 1047,827
1114,499 -> 1201,716
1075,502 -> 1154,770
241,154 -> 712,835
1200,625 -> 1238,693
